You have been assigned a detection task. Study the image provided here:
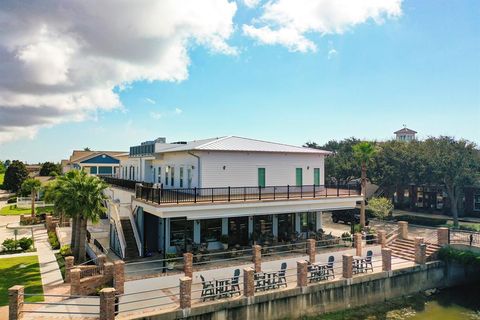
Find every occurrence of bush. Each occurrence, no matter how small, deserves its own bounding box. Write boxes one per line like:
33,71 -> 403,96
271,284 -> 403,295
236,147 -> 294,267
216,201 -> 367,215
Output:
48,231 -> 60,250
18,237 -> 33,251
395,215 -> 447,227
438,246 -> 480,267
7,196 -> 16,204
368,197 -> 393,219
59,245 -> 72,256
2,238 -> 17,251
341,232 -> 352,242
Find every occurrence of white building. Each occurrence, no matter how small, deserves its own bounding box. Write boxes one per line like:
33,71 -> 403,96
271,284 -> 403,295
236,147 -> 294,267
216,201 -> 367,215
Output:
105,136 -> 362,260
394,127 -> 417,142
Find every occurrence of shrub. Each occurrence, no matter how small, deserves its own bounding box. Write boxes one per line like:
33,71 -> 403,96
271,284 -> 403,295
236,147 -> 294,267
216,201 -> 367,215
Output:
18,237 -> 33,251
341,232 -> 352,242
60,245 -> 72,256
7,196 -> 17,204
438,246 -> 480,268
48,231 -> 60,250
368,197 -> 393,219
395,215 -> 447,227
2,238 -> 17,251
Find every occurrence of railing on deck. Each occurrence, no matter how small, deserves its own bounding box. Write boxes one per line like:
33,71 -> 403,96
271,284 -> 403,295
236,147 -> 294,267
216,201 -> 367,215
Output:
450,229 -> 480,247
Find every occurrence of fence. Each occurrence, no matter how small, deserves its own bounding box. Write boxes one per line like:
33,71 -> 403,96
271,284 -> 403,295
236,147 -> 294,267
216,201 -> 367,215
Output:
449,229 -> 480,246
16,197 -> 53,209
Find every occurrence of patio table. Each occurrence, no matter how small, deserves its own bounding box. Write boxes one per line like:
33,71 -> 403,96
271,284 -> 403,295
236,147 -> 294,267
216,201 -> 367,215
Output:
353,256 -> 365,274
215,279 -> 231,298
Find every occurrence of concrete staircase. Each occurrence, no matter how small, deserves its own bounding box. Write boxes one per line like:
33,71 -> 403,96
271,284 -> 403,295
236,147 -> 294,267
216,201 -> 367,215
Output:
120,219 -> 140,260
387,238 -> 441,262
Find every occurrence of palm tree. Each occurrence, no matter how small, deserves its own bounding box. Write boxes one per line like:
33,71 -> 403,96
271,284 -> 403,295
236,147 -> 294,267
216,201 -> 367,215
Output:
353,142 -> 378,228
21,178 -> 42,218
46,170 -> 107,263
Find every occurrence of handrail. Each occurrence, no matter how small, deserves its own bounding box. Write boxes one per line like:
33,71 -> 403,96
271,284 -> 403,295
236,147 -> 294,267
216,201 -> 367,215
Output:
127,205 -> 143,257
109,201 -> 126,259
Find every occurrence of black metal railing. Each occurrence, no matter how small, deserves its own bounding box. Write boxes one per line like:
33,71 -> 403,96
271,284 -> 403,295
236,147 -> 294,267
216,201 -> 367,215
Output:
449,229 -> 480,247
134,182 -> 361,205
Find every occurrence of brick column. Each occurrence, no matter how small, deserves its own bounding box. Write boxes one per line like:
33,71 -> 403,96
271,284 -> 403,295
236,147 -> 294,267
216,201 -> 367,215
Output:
381,248 -> 392,272
103,262 -> 114,283
398,221 -> 408,240
46,215 -> 55,233
99,288 -> 116,320
306,239 -> 316,263
179,277 -> 192,309
97,254 -> 107,268
70,268 -> 81,296
64,256 -> 74,283
252,245 -> 262,273
113,260 -> 125,295
297,260 -> 308,287
354,233 -> 362,257
415,237 -> 426,264
243,267 -> 254,298
377,230 -> 387,248
342,254 -> 353,279
437,227 -> 449,246
8,285 -> 24,320
183,253 -> 193,278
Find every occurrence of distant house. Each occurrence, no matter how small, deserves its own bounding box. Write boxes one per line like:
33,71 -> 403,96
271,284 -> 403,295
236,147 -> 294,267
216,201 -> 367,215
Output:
62,150 -> 128,176
394,127 -> 417,141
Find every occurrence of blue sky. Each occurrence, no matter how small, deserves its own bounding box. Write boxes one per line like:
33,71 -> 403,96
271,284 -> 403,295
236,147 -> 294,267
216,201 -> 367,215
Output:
0,0 -> 478,163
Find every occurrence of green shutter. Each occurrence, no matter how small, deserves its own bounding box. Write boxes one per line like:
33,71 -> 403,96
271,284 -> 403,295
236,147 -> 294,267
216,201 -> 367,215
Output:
258,168 -> 266,187
314,168 -> 320,186
296,168 -> 303,186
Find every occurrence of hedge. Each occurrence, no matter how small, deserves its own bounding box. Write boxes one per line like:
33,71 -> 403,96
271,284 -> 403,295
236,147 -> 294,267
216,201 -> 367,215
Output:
395,215 -> 447,227
438,246 -> 480,267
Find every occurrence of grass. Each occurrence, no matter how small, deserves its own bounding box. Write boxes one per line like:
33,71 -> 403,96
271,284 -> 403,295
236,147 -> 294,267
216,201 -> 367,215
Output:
0,255 -> 43,306
0,173 -> 4,186
0,205 -> 54,216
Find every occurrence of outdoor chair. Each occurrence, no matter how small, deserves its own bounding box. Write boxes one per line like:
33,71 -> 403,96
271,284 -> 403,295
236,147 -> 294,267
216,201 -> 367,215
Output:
365,250 -> 373,272
327,255 -> 335,279
277,262 -> 287,288
200,275 -> 215,301
230,269 -> 241,296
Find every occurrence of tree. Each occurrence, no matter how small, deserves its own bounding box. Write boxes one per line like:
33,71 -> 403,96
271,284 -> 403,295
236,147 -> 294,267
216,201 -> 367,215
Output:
21,178 -> 42,217
39,162 -> 62,176
353,142 -> 378,228
0,161 -> 5,174
3,160 -> 29,192
46,170 -> 108,262
423,137 -> 480,227
368,197 -> 394,219
83,147 -> 91,151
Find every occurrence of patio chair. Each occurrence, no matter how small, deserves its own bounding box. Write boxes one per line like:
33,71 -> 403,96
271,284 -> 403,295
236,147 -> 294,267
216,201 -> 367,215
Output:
200,275 -> 215,301
365,250 -> 373,272
230,269 -> 241,296
277,262 -> 288,288
326,255 -> 335,279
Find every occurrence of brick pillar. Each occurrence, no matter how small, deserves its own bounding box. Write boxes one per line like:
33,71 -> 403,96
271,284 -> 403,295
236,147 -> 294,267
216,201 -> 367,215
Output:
297,260 -> 308,287
437,227 -> 449,246
64,256 -> 74,283
342,254 -> 353,279
243,267 -> 255,298
99,288 -> 116,320
113,260 -> 125,295
382,248 -> 392,271
415,237 -> 426,264
179,277 -> 192,309
252,245 -> 262,273
183,253 -> 193,278
306,239 -> 316,263
70,268 -> 81,296
398,221 -> 408,240
104,262 -> 114,283
8,285 -> 24,320
46,215 -> 55,233
97,254 -> 107,268
354,233 -> 362,257
377,230 -> 387,248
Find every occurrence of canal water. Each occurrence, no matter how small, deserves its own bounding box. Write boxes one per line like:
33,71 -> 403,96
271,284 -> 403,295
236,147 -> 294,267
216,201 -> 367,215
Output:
310,284 -> 480,320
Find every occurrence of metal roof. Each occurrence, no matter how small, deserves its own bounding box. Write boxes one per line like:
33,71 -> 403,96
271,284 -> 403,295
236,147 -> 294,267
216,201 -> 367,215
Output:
394,128 -> 417,134
159,136 -> 330,154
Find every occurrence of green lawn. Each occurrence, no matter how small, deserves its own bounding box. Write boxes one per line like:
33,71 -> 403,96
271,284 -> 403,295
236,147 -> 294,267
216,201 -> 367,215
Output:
0,173 -> 4,186
0,205 -> 54,216
0,256 -> 43,306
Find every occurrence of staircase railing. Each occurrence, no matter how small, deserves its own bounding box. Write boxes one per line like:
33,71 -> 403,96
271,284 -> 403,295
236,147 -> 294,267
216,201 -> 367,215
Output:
125,205 -> 143,257
109,201 -> 126,259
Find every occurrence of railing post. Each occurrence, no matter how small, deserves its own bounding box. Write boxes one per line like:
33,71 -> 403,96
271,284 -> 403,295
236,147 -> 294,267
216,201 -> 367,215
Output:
244,187 -> 246,201
300,185 -> 303,198
8,285 -> 24,320
342,254 -> 353,279
243,267 -> 255,298
382,248 -> 392,272
414,237 -> 426,265
313,184 -> 316,198
179,277 -> 192,310
287,185 -> 290,199
99,288 -> 116,320
65,256 -> 74,283
337,182 -> 340,197
273,186 -> 276,200
377,230 -> 387,248
113,260 -> 125,295
307,239 -> 316,263
228,186 -> 231,202
70,268 -> 81,296
211,188 -> 214,203
398,221 -> 408,240
437,227 -> 449,246
348,184 -> 351,196
354,233 -> 363,256
194,187 -> 197,203
176,189 -> 179,204
259,186 -> 261,200
297,260 -> 308,287
183,252 -> 193,278
252,245 -> 262,273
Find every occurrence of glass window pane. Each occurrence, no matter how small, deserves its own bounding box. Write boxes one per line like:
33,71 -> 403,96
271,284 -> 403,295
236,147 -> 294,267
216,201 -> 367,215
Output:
200,219 -> 222,243
170,218 -> 194,248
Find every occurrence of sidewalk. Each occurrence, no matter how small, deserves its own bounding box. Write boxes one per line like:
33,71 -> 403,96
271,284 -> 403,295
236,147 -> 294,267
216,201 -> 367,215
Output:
33,228 -> 64,289
393,209 -> 480,224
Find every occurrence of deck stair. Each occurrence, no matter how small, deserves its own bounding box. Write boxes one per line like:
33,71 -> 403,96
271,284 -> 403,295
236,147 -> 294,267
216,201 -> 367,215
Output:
387,238 -> 441,262
120,219 -> 141,260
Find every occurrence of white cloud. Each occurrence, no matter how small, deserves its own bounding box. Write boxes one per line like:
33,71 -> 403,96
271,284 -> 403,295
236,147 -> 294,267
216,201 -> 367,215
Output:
150,112 -> 162,120
243,0 -> 402,52
0,0 -> 237,143
243,0 -> 261,8
175,108 -> 183,114
145,98 -> 156,105
328,48 -> 338,59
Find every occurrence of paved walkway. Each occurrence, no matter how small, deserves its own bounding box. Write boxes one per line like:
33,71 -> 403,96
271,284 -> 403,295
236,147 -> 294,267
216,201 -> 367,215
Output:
34,228 -> 64,289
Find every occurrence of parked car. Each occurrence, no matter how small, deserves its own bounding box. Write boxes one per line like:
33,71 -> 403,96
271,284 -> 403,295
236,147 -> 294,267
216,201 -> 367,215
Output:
331,209 -> 369,226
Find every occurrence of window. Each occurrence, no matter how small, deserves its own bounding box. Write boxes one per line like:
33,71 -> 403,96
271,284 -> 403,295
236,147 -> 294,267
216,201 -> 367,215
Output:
277,213 -> 295,242
313,168 -> 320,186
258,168 -> 266,187
474,194 -> 480,211
187,168 -> 192,188
200,219 -> 222,243
170,218 -> 194,248
90,167 -> 97,174
253,215 -> 273,242
180,167 -> 184,188
157,167 -> 162,184
165,166 -> 169,186
170,167 -> 175,187
295,168 -> 303,186
300,212 -> 316,233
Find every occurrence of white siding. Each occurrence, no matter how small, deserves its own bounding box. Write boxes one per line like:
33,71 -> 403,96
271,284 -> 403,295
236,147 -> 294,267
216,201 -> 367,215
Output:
197,151 -> 325,188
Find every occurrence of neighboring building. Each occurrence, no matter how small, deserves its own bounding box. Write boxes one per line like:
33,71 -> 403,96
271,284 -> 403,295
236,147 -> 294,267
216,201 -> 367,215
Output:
394,127 -> 417,141
62,150 -> 128,176
104,136 -> 362,260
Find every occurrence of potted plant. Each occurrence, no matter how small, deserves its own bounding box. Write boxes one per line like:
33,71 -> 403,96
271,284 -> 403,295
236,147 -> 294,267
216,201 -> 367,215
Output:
220,235 -> 229,250
165,253 -> 177,270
